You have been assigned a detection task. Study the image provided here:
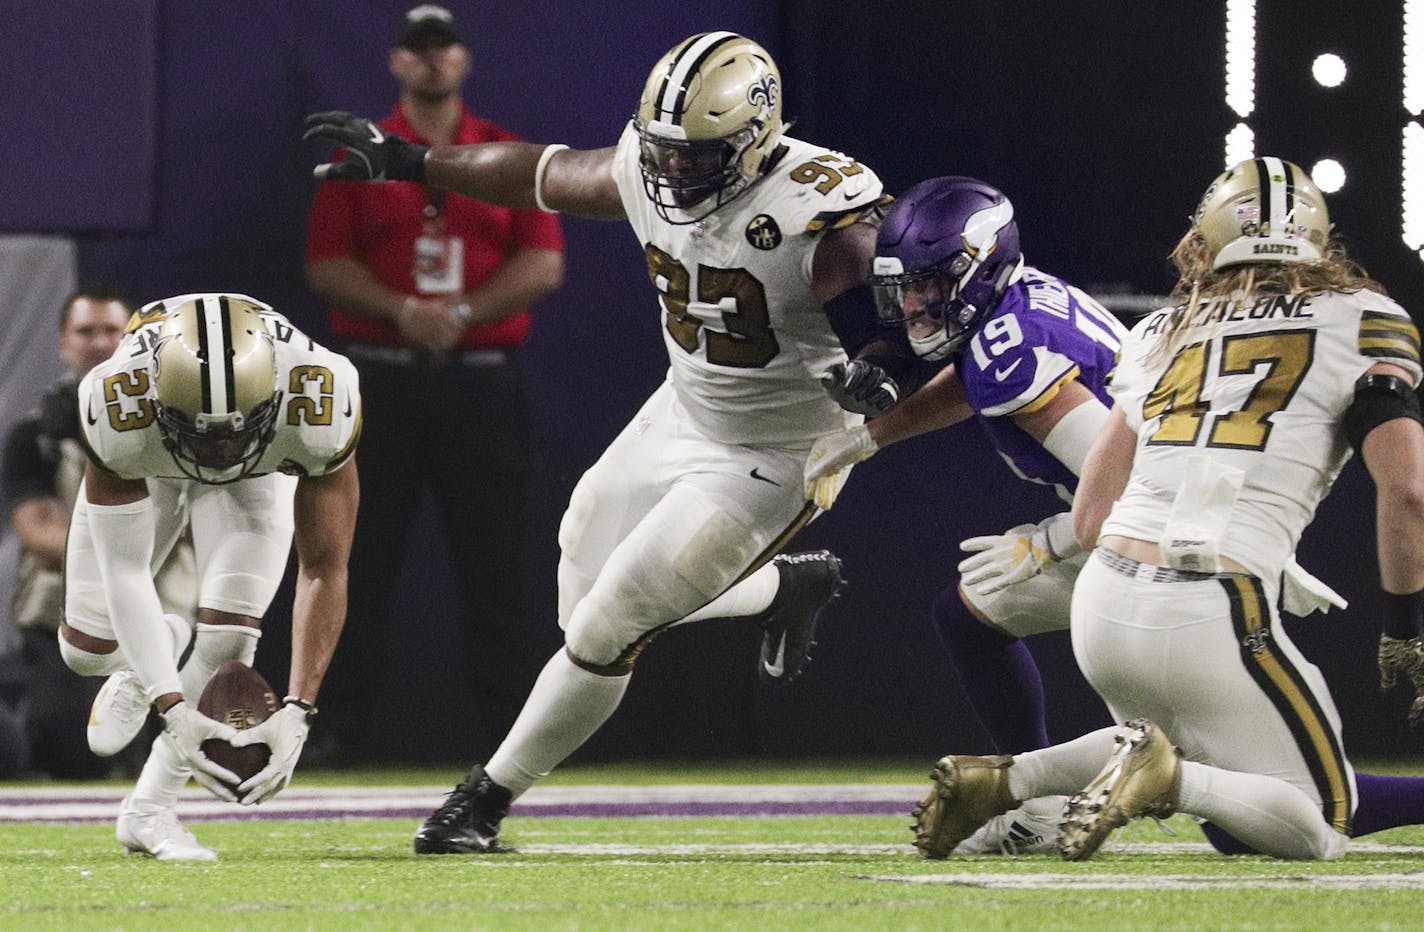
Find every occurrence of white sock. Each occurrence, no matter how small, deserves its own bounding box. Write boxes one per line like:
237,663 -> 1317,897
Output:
1008,726 -> 1121,800
1178,761 -> 1348,860
485,649 -> 630,798
179,622 -> 261,701
128,733 -> 190,812
678,563 -> 779,624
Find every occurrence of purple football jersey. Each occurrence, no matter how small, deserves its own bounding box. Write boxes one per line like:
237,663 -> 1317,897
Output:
958,267 -> 1126,500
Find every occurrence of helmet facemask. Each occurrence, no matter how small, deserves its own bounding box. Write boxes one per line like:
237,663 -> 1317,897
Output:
635,120 -> 761,223
155,394 -> 280,483
872,252 -> 983,361
149,294 -> 281,484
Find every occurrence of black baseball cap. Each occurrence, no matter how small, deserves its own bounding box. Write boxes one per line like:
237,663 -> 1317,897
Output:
397,4 -> 463,49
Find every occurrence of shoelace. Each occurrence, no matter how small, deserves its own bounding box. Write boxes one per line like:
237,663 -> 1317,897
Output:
108,675 -> 150,719
427,785 -> 476,826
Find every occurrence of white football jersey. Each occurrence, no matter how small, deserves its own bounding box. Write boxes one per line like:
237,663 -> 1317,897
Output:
1103,288 -> 1422,580
80,309 -> 361,481
612,123 -> 885,446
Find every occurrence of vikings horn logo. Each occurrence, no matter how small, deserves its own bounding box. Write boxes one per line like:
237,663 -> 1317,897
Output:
747,74 -> 779,114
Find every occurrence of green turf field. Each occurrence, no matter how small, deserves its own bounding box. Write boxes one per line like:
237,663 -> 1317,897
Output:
4,760 -> 1423,930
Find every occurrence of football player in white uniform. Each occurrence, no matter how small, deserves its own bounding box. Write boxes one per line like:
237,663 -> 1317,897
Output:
912,158 -> 1424,861
305,32 -> 887,854
59,293 -> 360,860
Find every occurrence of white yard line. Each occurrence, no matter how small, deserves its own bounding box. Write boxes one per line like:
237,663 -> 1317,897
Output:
865,871 -> 1424,890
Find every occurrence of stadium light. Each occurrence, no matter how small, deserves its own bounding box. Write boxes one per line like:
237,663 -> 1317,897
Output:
1225,0 -> 1256,117
1311,53 -> 1347,88
1403,123 -> 1424,253
1225,123 -> 1255,169
1407,0 -> 1424,114
1310,159 -> 1346,193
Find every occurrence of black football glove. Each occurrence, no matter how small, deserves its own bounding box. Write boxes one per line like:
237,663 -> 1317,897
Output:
302,111 -> 429,182
820,360 -> 900,416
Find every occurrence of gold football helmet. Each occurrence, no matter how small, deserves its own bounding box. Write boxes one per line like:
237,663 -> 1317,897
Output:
148,293 -> 280,483
634,32 -> 784,223
1194,157 -> 1330,270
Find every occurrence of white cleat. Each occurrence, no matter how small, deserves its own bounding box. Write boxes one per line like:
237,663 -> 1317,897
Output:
116,800 -> 217,861
953,795 -> 1068,855
88,670 -> 151,757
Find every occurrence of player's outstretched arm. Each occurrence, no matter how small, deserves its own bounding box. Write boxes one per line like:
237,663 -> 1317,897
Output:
303,111 -> 624,219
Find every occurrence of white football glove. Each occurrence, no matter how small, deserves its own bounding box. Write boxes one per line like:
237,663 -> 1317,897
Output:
958,512 -> 1081,596
231,703 -> 311,805
803,424 -> 879,510
159,700 -> 241,803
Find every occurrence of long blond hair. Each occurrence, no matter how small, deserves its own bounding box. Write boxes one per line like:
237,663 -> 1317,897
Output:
1150,228 -> 1388,361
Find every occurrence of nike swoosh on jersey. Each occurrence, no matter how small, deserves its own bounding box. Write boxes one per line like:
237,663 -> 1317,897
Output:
993,359 -> 1023,382
749,468 -> 780,486
343,394 -> 353,418
85,405 -> 99,426
763,636 -> 787,678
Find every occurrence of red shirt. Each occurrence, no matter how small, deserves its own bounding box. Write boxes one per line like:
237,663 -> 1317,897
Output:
305,105 -> 564,349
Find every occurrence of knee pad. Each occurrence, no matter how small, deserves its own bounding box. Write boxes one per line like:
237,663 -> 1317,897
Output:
57,630 -> 127,677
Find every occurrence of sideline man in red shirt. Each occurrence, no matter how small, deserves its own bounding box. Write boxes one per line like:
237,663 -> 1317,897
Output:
305,4 -> 564,762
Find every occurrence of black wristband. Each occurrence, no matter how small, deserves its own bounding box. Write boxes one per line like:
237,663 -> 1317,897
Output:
283,696 -> 319,724
386,142 -> 429,184
1382,590 -> 1424,640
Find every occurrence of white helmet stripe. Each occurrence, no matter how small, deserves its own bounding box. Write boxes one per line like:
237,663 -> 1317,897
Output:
197,294 -> 232,415
1256,156 -> 1291,234
658,31 -> 739,123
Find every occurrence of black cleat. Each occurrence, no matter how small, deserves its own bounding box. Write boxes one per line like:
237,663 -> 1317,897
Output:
413,765 -> 515,854
755,550 -> 846,685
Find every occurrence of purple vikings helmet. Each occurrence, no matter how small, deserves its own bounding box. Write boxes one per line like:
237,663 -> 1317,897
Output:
872,177 -> 1024,361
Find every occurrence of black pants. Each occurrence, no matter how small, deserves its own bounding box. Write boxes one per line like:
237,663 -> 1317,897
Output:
15,629 -> 116,779
319,348 -> 539,761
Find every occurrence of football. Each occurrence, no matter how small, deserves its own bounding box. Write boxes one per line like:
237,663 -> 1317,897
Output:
196,660 -> 277,791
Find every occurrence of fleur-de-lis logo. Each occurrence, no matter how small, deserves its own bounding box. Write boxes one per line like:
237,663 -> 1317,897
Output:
747,74 -> 779,114
1243,628 -> 1271,655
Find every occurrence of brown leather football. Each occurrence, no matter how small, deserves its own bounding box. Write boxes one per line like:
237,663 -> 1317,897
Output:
197,660 -> 277,789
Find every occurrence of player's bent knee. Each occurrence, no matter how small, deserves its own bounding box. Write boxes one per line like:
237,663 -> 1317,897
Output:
1310,828 -> 1349,861
57,627 -> 127,677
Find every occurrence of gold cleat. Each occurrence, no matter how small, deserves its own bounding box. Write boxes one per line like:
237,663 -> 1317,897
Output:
1058,719 -> 1183,862
910,754 -> 1018,859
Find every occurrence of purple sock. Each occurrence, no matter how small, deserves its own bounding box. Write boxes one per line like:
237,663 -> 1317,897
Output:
1200,820 -> 1256,854
931,585 -> 1049,753
1352,772 -> 1424,837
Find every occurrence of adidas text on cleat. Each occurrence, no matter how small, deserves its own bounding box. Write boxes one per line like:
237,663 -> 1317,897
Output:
1059,719 -> 1182,862
755,550 -> 846,685
953,795 -> 1068,856
88,670 -> 151,757
911,754 -> 1018,859
414,765 -> 515,854
116,799 -> 217,861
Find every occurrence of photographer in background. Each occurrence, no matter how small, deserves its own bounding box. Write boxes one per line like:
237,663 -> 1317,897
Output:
1,288 -> 195,778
